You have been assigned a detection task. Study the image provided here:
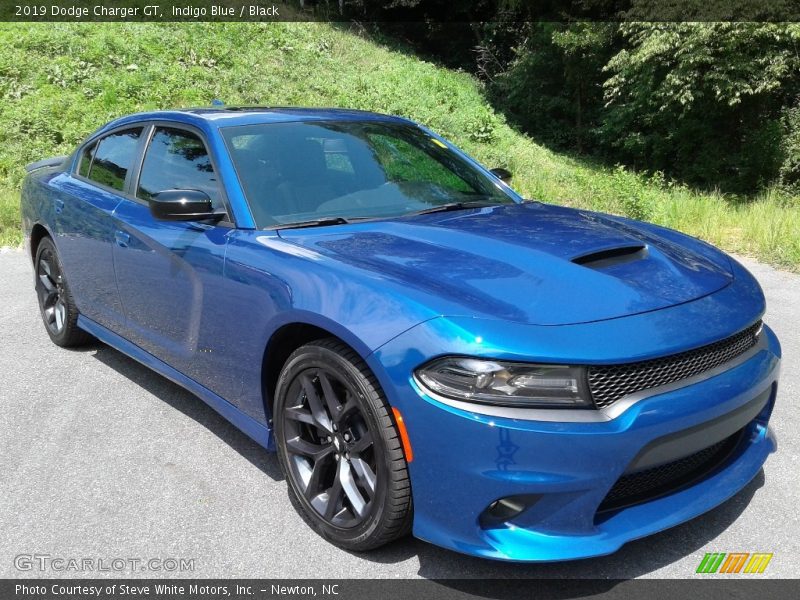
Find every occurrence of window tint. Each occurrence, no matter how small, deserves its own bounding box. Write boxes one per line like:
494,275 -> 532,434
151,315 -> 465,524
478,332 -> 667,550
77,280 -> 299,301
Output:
367,133 -> 474,193
78,142 -> 96,178
323,139 -> 355,174
137,127 -> 220,206
86,128 -> 143,191
222,121 -> 514,227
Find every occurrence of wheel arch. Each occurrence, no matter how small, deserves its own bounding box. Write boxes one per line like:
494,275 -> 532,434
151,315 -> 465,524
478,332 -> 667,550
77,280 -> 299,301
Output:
29,222 -> 52,263
260,318 -> 375,425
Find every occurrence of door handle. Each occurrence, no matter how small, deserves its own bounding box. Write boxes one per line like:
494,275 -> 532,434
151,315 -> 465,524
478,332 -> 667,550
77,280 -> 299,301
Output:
114,230 -> 130,248
54,198 -> 64,214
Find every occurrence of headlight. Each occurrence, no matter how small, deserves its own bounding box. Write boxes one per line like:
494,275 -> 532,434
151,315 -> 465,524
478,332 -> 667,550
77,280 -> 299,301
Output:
415,357 -> 592,408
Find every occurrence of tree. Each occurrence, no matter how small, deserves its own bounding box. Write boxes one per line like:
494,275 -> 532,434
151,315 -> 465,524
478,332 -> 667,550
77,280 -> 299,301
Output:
488,23 -> 618,152
600,23 -> 800,192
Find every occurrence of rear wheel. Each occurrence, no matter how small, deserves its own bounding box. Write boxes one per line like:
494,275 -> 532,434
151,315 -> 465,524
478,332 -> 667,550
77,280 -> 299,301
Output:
34,237 -> 92,347
274,339 -> 412,551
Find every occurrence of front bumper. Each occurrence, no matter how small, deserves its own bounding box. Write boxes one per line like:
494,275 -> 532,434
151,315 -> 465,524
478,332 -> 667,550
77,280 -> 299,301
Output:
370,319 -> 780,562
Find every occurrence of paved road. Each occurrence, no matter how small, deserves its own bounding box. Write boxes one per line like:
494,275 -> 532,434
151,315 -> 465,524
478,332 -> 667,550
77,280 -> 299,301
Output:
0,249 -> 797,579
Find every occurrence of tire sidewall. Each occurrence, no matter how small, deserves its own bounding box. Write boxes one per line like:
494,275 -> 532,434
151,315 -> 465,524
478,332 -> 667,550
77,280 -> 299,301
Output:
274,344 -> 394,548
34,237 -> 71,346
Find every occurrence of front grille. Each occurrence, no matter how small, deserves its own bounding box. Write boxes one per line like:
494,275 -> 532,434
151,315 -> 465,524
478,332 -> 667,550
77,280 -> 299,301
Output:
588,321 -> 762,408
597,430 -> 742,514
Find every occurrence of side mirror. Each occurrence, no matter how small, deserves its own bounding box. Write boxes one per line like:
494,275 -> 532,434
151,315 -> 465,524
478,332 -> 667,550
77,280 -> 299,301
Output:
490,167 -> 512,186
148,189 -> 222,222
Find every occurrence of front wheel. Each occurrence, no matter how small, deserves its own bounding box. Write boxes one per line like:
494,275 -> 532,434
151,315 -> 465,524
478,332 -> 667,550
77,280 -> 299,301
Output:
274,339 -> 412,551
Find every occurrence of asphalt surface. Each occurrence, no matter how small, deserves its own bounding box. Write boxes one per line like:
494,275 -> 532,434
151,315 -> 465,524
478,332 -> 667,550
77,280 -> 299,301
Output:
0,248 -> 797,579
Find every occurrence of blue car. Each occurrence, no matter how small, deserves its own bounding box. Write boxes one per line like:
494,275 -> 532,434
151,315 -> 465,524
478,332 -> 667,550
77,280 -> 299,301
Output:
20,107 -> 779,561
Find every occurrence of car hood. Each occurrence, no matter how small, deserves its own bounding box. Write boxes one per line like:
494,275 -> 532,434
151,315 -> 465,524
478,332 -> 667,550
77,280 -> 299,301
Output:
277,203 -> 733,325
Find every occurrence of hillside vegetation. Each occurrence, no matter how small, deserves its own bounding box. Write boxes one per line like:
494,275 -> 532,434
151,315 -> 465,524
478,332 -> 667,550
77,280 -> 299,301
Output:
0,22 -> 798,268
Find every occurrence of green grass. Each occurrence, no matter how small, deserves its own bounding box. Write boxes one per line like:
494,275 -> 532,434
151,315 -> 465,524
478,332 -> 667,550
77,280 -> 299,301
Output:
0,188 -> 18,246
1,22 -> 798,268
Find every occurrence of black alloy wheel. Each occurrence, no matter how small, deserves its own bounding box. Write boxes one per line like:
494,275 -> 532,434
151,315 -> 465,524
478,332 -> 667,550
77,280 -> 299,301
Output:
34,237 -> 92,347
274,339 -> 412,550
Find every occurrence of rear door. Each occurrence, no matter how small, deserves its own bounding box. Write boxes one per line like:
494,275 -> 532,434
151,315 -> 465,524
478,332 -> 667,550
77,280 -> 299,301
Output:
55,126 -> 144,331
111,123 -> 240,398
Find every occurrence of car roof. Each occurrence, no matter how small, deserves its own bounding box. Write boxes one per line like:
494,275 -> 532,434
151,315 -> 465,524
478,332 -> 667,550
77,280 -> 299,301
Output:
99,106 -> 413,134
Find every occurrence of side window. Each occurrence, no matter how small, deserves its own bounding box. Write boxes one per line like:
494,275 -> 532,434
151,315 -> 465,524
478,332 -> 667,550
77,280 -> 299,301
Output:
137,127 -> 221,207
85,128 -> 143,191
78,142 -> 96,178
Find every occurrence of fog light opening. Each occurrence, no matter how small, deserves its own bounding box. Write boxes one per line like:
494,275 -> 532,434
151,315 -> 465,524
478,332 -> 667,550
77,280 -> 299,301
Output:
479,494 -> 541,529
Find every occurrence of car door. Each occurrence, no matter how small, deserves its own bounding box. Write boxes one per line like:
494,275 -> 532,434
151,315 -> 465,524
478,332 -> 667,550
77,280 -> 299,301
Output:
54,126 -> 144,331
111,123 -> 240,399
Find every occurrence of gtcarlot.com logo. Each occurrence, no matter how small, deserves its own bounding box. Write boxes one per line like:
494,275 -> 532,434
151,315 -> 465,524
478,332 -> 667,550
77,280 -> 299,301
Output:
14,554 -> 195,573
696,552 -> 773,574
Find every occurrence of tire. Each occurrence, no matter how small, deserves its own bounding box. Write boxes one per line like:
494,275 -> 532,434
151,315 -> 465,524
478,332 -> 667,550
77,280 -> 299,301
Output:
34,236 -> 92,347
274,338 -> 413,551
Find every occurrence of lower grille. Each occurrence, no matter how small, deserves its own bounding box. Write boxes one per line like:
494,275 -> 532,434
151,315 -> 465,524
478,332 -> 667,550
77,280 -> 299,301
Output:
588,321 -> 762,408
597,430 -> 742,514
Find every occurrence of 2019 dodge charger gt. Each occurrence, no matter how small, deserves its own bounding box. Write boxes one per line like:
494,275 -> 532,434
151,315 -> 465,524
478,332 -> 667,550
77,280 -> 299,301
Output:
20,107 -> 780,561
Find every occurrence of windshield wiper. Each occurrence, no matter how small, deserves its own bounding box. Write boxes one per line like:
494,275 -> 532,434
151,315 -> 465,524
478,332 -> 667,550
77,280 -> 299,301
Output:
273,217 -> 352,230
410,201 -> 499,216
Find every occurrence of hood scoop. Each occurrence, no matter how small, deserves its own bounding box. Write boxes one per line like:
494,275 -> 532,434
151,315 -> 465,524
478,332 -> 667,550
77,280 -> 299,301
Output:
571,244 -> 648,270
281,203 -> 734,325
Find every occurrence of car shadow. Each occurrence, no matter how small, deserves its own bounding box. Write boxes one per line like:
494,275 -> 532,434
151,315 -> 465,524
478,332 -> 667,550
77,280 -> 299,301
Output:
80,340 -> 765,584
85,341 -> 285,482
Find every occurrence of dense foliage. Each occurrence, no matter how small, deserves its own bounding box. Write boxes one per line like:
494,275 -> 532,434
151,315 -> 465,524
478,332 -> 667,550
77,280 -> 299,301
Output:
349,2 -> 800,195
599,23 -> 800,193
486,22 -> 800,194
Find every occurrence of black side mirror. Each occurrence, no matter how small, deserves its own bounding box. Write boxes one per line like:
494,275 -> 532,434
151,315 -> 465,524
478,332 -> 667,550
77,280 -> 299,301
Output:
490,167 -> 512,185
148,189 -> 222,222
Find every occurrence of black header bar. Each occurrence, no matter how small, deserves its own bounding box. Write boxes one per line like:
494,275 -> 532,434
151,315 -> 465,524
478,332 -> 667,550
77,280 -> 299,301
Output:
2,1 -> 800,23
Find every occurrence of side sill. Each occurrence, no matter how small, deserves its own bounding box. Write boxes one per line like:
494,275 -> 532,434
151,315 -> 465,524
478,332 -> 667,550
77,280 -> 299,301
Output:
77,315 -> 273,450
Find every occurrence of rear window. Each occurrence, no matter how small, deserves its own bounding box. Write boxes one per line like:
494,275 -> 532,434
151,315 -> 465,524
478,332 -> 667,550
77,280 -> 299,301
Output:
81,128 -> 143,191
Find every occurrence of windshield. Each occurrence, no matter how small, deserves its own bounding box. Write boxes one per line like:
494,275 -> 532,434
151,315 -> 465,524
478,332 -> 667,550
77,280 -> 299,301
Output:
220,120 -> 517,228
